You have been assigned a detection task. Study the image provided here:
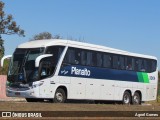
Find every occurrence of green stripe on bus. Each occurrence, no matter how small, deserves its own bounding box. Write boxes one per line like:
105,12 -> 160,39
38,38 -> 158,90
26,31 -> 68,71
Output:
137,72 -> 144,82
137,72 -> 149,83
142,73 -> 149,83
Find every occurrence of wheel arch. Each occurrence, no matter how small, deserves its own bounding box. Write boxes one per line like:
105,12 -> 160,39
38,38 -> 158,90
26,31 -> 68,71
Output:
56,85 -> 68,99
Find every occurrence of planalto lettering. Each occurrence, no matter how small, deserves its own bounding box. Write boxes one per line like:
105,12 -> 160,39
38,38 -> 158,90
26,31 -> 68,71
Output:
71,67 -> 91,76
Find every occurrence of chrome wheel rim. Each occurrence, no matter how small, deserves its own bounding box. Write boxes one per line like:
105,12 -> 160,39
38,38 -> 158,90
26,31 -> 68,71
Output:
133,95 -> 139,104
124,94 -> 130,104
56,92 -> 63,102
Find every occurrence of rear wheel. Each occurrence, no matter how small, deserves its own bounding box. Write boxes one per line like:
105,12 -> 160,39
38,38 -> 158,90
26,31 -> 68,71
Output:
53,88 -> 66,103
122,91 -> 131,105
132,92 -> 141,105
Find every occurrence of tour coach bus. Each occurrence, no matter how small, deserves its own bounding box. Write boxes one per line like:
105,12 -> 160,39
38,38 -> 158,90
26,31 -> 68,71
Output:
1,39 -> 158,104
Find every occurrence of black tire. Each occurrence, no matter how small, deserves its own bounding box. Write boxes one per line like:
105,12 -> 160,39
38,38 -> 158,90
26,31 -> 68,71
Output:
132,92 -> 141,105
94,100 -> 101,104
53,88 -> 66,103
26,98 -> 44,102
122,91 -> 131,105
26,98 -> 37,102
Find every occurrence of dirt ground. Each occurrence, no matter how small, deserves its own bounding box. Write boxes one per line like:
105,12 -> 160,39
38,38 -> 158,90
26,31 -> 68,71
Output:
0,99 -> 160,119
0,101 -> 160,111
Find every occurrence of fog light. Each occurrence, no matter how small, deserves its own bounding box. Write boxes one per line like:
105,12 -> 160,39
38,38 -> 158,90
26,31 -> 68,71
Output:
30,92 -> 34,96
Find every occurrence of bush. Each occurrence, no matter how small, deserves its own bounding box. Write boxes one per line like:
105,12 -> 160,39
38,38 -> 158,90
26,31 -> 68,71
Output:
0,59 -> 9,75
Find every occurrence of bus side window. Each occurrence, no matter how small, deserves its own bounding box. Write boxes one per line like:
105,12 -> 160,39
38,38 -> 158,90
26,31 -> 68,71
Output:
112,55 -> 118,69
135,58 -> 139,71
63,48 -> 75,65
97,52 -> 102,67
146,60 -> 151,73
86,51 -> 92,66
103,54 -> 111,68
138,59 -> 145,72
143,59 -> 148,72
75,49 -> 81,65
119,56 -> 125,70
46,46 -> 64,65
151,60 -> 157,72
39,57 -> 54,79
126,57 -> 133,70
92,52 -> 97,66
81,50 -> 87,66
131,58 -> 135,71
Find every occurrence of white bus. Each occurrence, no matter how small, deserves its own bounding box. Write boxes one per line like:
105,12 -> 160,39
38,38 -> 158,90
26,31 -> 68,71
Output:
1,39 -> 158,104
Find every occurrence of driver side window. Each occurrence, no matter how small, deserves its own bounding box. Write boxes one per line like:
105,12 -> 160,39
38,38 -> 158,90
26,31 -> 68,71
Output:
39,46 -> 64,79
39,58 -> 54,79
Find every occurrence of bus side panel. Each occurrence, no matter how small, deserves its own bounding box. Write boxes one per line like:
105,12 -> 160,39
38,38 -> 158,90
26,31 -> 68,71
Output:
144,84 -> 157,101
85,79 -> 101,100
114,81 -> 122,101
68,77 -> 86,99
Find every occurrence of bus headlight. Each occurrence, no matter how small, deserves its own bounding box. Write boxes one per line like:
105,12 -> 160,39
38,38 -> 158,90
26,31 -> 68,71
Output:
31,82 -> 44,88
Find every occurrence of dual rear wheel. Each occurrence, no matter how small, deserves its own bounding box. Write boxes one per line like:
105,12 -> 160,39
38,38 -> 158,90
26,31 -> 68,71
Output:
122,91 -> 141,105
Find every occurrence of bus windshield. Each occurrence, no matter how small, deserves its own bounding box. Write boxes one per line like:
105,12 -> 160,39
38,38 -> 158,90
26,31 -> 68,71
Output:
8,47 -> 44,83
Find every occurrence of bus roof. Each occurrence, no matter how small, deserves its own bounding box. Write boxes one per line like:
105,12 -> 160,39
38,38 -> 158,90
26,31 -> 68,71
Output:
17,39 -> 157,60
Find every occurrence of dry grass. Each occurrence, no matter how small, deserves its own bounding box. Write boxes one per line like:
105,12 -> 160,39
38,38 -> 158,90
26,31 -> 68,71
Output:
0,101 -> 160,120
0,101 -> 160,111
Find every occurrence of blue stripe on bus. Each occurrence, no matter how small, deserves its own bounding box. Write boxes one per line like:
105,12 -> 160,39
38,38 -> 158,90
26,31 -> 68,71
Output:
58,65 -> 139,82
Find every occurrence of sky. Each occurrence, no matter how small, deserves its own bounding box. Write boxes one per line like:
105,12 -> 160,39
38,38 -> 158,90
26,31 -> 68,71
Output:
2,0 -> 160,68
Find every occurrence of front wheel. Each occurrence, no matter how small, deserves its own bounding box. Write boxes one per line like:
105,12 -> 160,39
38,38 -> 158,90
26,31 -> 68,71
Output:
53,88 -> 66,103
122,91 -> 131,105
26,98 -> 37,102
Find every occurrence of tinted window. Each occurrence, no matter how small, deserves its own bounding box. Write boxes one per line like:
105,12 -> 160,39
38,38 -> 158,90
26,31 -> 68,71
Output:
46,46 -> 64,64
63,48 -> 75,64
151,60 -> 157,72
81,50 -> 87,65
103,54 -> 111,68
113,55 -> 118,69
126,57 -> 133,70
97,52 -> 103,67
92,52 -> 97,66
119,56 -> 125,70
62,47 -> 157,73
86,51 -> 92,66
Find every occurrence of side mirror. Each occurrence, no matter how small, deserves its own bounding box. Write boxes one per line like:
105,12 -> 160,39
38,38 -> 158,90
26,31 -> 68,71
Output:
1,55 -> 12,67
35,54 -> 52,67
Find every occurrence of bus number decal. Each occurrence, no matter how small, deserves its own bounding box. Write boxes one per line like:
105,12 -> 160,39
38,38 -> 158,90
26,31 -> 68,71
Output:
150,76 -> 155,80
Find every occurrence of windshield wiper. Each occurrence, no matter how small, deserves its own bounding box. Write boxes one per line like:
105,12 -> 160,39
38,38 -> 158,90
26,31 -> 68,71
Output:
22,65 -> 27,83
10,65 -> 20,75
20,51 -> 30,83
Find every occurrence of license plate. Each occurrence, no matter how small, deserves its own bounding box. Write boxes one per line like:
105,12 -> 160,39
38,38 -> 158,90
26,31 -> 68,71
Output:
15,92 -> 20,95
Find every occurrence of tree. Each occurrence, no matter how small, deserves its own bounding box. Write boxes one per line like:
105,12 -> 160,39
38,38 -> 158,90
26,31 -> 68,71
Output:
158,71 -> 160,82
0,1 -> 24,59
30,32 -> 62,41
